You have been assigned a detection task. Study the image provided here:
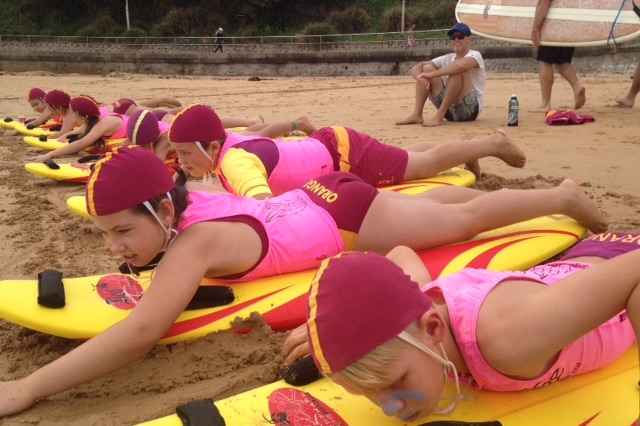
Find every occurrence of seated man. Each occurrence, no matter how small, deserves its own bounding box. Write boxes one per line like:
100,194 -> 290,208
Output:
396,22 -> 486,127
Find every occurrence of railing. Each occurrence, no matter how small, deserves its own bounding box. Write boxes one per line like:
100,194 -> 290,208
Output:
0,30 -> 449,49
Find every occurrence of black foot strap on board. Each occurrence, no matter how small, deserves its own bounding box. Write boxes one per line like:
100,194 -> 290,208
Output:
176,398 -> 226,426
281,355 -> 322,386
4,117 -> 13,122
418,421 -> 502,426
43,158 -> 60,170
37,269 -> 65,308
118,254 -> 235,310
77,154 -> 101,163
38,134 -> 48,141
185,286 -> 235,311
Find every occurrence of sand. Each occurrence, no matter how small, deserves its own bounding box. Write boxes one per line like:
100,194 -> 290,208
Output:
0,69 -> 639,425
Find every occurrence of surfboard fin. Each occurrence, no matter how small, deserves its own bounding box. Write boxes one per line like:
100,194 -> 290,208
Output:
176,398 -> 226,426
281,355 -> 322,386
37,269 -> 65,309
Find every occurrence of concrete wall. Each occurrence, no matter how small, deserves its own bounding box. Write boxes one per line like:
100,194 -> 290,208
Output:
1,37 -> 639,76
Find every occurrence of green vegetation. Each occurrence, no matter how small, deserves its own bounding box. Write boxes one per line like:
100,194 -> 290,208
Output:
0,0 -> 456,38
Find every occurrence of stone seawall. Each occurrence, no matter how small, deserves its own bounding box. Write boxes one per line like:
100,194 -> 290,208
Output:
1,38 -> 639,76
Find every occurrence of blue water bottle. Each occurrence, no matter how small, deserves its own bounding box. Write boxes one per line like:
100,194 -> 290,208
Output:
508,94 -> 519,127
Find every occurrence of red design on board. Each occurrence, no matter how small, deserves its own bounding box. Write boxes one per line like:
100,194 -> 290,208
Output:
267,388 -> 347,425
95,275 -> 143,310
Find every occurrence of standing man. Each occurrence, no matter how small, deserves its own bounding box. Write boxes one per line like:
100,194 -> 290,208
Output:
396,22 -> 486,127
614,61 -> 640,107
530,0 -> 585,112
214,27 -> 224,53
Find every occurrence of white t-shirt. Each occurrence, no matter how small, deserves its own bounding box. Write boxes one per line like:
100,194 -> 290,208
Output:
431,50 -> 486,112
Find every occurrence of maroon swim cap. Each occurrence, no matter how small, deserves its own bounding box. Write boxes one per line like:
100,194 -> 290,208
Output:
44,89 -> 71,108
127,109 -> 160,146
168,104 -> 225,143
85,146 -> 175,216
28,88 -> 46,101
307,251 -> 433,374
70,95 -> 101,117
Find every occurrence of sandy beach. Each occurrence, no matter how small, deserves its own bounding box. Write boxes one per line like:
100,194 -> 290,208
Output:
0,69 -> 639,425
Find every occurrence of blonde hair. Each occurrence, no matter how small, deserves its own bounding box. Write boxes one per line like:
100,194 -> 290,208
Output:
330,324 -> 420,393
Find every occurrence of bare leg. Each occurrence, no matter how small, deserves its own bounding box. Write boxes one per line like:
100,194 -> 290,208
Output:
138,97 -> 182,108
355,179 -> 608,253
615,64 -> 640,107
396,63 -> 432,125
241,116 -> 317,138
530,61 -> 554,113
555,63 -> 585,109
423,73 -> 472,127
220,116 -> 264,129
403,129 -> 526,180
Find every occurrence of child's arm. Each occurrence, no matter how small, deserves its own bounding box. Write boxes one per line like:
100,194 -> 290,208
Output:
385,245 -> 433,286
33,119 -> 113,161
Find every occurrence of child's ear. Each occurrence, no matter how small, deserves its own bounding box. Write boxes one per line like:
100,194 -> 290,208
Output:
158,197 -> 176,225
417,309 -> 447,345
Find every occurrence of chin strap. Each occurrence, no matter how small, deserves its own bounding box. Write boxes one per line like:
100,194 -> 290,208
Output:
398,331 -> 463,415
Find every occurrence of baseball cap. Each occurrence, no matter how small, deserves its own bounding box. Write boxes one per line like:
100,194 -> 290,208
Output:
127,109 -> 160,146
85,146 -> 175,216
447,22 -> 472,36
306,251 -> 433,375
168,104 -> 226,144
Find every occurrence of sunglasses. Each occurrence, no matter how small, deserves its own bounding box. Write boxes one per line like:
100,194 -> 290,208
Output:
449,34 -> 467,40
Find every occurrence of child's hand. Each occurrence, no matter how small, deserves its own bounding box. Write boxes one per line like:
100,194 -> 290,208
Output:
33,153 -> 51,162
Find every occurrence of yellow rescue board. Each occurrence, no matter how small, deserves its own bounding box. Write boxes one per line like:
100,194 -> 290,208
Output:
65,168 -> 477,220
139,343 -> 637,425
0,215 -> 584,345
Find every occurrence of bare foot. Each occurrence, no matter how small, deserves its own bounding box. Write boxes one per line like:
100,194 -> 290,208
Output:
395,115 -> 423,125
422,116 -> 443,127
560,179 -> 608,234
574,86 -> 586,110
294,115 -> 317,135
249,115 -> 265,124
614,96 -> 634,108
465,160 -> 481,179
529,105 -> 551,113
492,129 -> 526,168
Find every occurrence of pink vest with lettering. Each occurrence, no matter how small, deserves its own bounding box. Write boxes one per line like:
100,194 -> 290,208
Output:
220,132 -> 334,194
177,190 -> 345,281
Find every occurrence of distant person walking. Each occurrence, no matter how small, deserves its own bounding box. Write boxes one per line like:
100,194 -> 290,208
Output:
214,27 -> 224,53
406,24 -> 416,49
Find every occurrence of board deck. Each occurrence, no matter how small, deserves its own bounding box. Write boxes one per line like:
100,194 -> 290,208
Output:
456,0 -> 640,47
138,343 -> 638,425
0,214 -> 585,345
24,162 -> 93,183
0,119 -> 18,129
65,167 -> 477,219
23,135 -> 126,152
25,155 -> 181,183
12,122 -> 59,137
